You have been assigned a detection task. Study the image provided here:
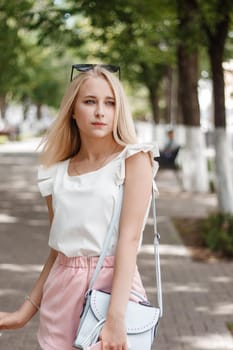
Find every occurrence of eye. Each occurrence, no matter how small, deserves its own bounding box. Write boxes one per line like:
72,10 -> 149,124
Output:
106,100 -> 115,106
84,99 -> 95,104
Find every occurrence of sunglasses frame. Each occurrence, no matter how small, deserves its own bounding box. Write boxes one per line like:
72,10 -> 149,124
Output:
70,64 -> 121,81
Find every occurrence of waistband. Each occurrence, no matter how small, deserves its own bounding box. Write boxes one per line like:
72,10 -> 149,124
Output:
57,253 -> 115,268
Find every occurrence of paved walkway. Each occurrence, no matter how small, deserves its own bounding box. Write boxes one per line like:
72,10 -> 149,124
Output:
0,139 -> 233,350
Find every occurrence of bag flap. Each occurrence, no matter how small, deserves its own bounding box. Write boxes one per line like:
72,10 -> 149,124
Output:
90,290 -> 160,334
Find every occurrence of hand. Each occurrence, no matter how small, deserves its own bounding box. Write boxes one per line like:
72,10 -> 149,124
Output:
0,310 -> 26,330
99,316 -> 128,350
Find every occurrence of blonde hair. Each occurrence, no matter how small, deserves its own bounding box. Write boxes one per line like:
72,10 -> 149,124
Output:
39,65 -> 138,166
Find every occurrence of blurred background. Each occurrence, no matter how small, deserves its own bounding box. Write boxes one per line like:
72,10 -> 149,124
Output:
0,1 -> 233,233
1,2 -> 233,349
1,1 -> 233,203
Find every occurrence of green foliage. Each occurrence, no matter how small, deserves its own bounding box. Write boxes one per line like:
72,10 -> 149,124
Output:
0,0 -> 75,114
71,0 -> 177,72
198,0 -> 233,34
202,213 -> 233,257
1,0 -> 233,123
0,0 -> 34,94
18,44 -> 68,108
63,0 -> 177,121
176,0 -> 203,53
227,321 -> 233,335
26,3 -> 84,49
197,0 -> 233,56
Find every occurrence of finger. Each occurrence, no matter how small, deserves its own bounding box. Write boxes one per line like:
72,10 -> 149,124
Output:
118,343 -> 126,350
102,341 -> 114,350
102,340 -> 108,350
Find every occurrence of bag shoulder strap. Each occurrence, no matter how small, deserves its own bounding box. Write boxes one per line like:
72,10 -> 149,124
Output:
152,189 -> 163,317
86,184 -> 163,318
87,185 -> 124,291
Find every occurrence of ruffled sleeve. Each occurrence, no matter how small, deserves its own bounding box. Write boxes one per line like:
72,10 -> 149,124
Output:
115,143 -> 159,192
37,163 -> 58,197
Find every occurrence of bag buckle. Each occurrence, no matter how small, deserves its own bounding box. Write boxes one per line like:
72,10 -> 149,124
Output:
139,300 -> 152,307
80,290 -> 92,318
154,232 -> 160,245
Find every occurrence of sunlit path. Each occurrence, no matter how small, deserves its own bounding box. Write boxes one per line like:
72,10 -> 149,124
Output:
0,141 -> 233,350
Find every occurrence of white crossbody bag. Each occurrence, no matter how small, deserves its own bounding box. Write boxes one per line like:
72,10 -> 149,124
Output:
73,185 -> 163,350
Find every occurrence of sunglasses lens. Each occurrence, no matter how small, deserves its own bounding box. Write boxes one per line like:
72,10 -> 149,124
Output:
71,64 -> 120,81
101,65 -> 120,73
73,64 -> 93,72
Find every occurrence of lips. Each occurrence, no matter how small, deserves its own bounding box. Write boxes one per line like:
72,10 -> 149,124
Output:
91,122 -> 106,126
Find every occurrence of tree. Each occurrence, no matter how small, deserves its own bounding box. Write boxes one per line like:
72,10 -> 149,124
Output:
21,0 -> 178,122
64,0 -> 176,123
13,39 -> 70,121
199,0 -> 233,212
30,57 -> 67,119
0,0 -> 76,127
176,0 -> 209,192
0,0 -> 34,119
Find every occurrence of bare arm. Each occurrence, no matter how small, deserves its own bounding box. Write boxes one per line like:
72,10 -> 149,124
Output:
0,195 -> 58,329
100,152 -> 153,349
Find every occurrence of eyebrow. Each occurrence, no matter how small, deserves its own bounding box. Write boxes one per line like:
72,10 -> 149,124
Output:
82,95 -> 115,100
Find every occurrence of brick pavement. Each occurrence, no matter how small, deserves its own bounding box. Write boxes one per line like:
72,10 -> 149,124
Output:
146,171 -> 233,350
0,140 -> 233,350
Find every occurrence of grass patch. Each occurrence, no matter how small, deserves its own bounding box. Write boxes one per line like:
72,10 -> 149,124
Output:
202,213 -> 233,257
173,218 -> 205,247
173,217 -> 233,262
0,135 -> 8,144
227,322 -> 233,335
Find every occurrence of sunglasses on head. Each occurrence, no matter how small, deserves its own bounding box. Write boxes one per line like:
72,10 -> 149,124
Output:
70,64 -> 121,81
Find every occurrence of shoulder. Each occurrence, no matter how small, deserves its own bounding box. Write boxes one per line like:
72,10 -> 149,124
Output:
123,142 -> 159,173
123,143 -> 158,180
125,151 -> 153,182
38,163 -> 59,181
37,160 -> 67,197
37,159 -> 67,180
122,142 -> 159,161
115,143 -> 159,186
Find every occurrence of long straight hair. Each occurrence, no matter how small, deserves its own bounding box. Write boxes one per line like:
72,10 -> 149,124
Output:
39,65 -> 138,166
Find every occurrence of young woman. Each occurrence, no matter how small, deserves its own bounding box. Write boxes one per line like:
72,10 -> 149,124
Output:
0,64 -> 159,350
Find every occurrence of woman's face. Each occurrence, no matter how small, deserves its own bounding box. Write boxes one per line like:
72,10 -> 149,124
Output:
73,76 -> 116,142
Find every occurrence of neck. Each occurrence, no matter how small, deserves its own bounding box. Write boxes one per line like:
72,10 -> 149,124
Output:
78,137 -> 119,161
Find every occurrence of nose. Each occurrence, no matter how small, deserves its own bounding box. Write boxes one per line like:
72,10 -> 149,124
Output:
95,103 -> 104,118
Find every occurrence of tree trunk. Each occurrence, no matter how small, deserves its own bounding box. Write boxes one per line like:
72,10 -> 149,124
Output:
214,128 -> 233,212
181,126 -> 209,192
22,96 -> 31,120
177,44 -> 200,126
177,14 -> 209,192
206,7 -> 233,212
140,62 -> 167,124
209,38 -> 226,129
164,67 -> 172,124
177,79 -> 184,124
170,69 -> 179,125
36,104 -> 42,120
0,95 -> 7,120
148,86 -> 160,124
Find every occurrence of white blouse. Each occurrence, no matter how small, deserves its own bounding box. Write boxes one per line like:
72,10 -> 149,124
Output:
37,143 -> 159,257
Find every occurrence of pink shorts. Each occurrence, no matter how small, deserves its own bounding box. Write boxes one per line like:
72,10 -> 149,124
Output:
37,253 -> 146,350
